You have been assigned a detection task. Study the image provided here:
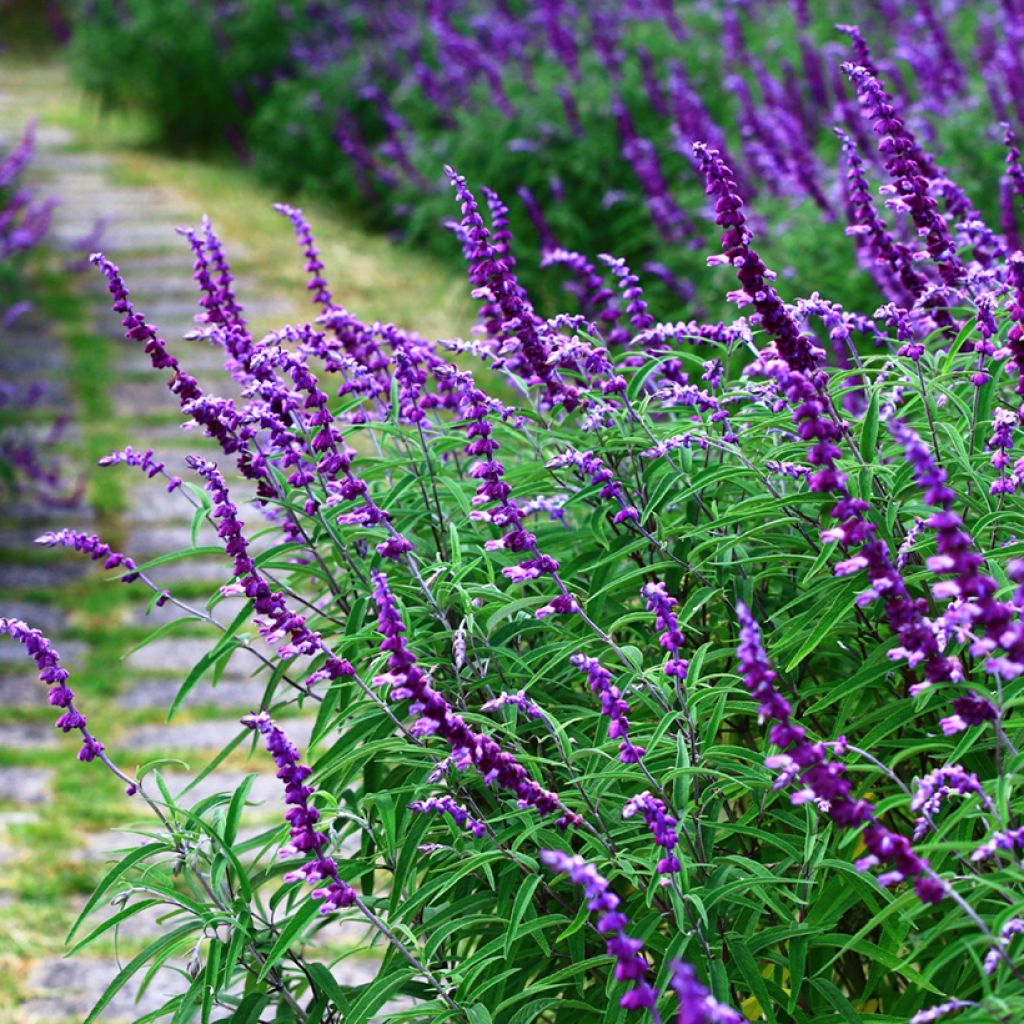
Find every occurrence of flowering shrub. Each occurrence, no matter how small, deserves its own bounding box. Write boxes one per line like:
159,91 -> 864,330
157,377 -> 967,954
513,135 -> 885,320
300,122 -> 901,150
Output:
11,46 -> 1024,1024
68,1 -> 1024,315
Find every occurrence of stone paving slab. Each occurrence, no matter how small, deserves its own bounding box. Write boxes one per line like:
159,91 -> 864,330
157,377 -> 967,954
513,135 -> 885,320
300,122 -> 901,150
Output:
111,380 -> 181,418
117,716 -> 314,752
116,677 -> 255,712
0,500 -> 94,527
0,675 -> 45,708
0,561 -> 88,591
0,723 -> 57,749
116,718 -> 249,752
21,958 -> 189,1023
124,636 -> 262,677
0,767 -> 52,805
68,893 -> 173,940
124,484 -> 195,526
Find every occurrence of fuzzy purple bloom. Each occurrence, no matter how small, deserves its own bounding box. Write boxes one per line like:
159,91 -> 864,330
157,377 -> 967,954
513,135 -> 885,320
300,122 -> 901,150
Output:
243,711 -> 356,913
409,794 -> 486,838
622,791 -> 680,874
372,571 -> 581,828
539,851 -> 658,1013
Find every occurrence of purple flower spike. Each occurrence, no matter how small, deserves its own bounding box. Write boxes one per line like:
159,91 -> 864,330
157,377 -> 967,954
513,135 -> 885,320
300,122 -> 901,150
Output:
910,765 -> 991,840
539,851 -> 658,1013
480,690 -> 544,720
274,203 -> 334,312
842,62 -> 963,287
372,571 -> 582,829
693,142 -> 823,374
35,529 -> 139,582
243,711 -> 357,914
623,791 -> 680,874
668,959 -> 747,1023
0,618 -> 108,764
98,446 -> 183,492
641,582 -> 689,682
409,795 -> 486,838
445,166 -> 577,410
735,604 -> 941,904
909,1002 -> 977,1024
547,448 -> 638,525
570,652 -> 644,763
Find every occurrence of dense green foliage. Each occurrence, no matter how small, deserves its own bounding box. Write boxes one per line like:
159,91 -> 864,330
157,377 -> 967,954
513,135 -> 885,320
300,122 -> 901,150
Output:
65,1 -> 1011,318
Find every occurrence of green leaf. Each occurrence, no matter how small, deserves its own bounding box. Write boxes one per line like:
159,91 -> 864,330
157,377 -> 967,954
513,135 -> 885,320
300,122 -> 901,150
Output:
82,923 -> 198,1024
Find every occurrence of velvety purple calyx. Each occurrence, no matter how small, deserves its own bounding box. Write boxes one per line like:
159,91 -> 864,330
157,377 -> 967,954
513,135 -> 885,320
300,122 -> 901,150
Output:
842,62 -> 963,287
736,603 -> 942,904
372,571 -> 581,829
540,851 -> 658,1013
445,166 -> 577,410
641,582 -> 689,682
98,445 -> 182,491
694,142 -> 822,374
623,791 -> 680,874
547,448 -> 638,525
570,652 -> 644,763
890,420 -> 1013,728
409,795 -> 486,838
668,959 -> 747,1023
243,711 -> 356,913
35,529 -> 139,582
0,617 -> 108,764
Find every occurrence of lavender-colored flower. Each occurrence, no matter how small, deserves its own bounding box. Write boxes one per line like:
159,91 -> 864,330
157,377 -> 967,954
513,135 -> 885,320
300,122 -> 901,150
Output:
188,456 -> 354,684
0,618 -> 107,764
970,825 -> 1024,862
600,254 -> 654,333
409,795 -> 486,838
35,529 -> 139,582
446,166 -> 576,410
623,791 -> 680,874
275,202 -> 334,312
1006,252 -> 1024,419
539,851 -> 658,1013
243,711 -> 356,913
910,765 -> 991,839
984,918 -> 1024,975
547,448 -> 638,525
842,63 -> 963,287
97,445 -> 182,492
372,571 -> 581,829
736,604 -> 943,904
896,516 -> 926,571
480,690 -> 544,720
444,365 -> 572,617
641,582 -> 689,683
835,127 -> 924,302
668,960 -> 746,1023
890,420 -> 1014,726
988,407 -> 1016,494
909,1001 -> 978,1024
694,143 -> 823,374
570,652 -> 644,763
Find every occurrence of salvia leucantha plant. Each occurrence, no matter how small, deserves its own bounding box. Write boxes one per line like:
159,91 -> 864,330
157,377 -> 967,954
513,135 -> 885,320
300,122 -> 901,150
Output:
67,0 -> 1024,317
11,49 -> 1024,1024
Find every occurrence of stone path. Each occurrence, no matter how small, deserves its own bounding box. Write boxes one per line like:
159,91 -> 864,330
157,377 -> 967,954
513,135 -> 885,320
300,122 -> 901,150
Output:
0,61 -> 388,1022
